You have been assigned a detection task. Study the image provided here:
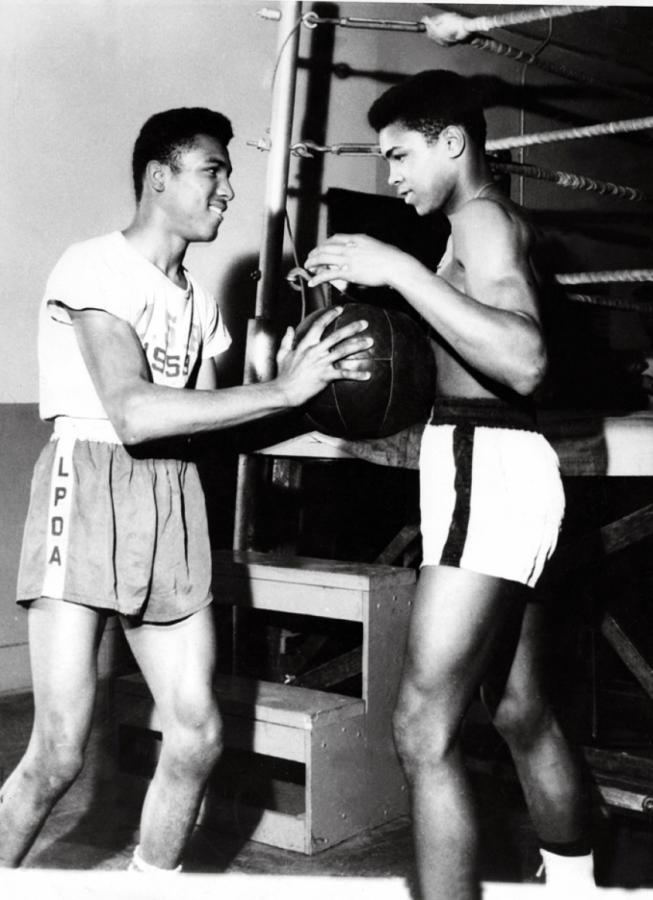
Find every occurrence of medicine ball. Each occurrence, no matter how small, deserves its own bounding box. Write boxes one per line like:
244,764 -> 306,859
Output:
294,302 -> 436,439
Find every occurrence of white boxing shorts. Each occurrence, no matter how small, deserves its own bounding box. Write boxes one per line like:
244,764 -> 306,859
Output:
420,398 -> 565,588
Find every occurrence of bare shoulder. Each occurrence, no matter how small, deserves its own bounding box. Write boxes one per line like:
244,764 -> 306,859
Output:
453,195 -> 535,259
455,195 -> 531,233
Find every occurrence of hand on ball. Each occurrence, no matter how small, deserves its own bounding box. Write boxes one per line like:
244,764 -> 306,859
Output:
275,306 -> 373,408
305,234 -> 405,290
288,302 -> 437,439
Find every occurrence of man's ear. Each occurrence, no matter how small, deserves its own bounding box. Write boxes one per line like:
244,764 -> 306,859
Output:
145,160 -> 167,193
441,126 -> 466,159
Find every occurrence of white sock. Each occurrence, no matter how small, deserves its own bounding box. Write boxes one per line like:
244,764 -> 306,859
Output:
539,848 -> 595,888
128,844 -> 183,874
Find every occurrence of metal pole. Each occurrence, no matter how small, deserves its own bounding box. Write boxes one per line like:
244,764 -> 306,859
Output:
255,0 -> 302,320
233,2 -> 302,553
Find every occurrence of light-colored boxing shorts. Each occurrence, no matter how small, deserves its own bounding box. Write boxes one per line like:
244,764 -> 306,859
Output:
16,417 -> 213,623
420,398 -> 565,587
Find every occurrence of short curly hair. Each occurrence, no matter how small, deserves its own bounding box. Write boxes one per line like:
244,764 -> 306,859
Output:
368,69 -> 486,148
132,107 -> 233,200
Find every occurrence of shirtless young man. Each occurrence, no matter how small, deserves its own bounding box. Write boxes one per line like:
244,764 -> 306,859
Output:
0,107 -> 372,872
306,70 -> 594,899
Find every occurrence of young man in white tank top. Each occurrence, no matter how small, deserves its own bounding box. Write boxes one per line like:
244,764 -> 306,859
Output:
2,107 -> 373,873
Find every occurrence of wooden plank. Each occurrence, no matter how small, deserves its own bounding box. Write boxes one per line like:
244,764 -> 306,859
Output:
544,502 -> 653,582
472,750 -> 653,817
254,415 -> 653,480
584,745 -> 653,784
308,715 -> 408,852
214,674 -> 364,729
200,798 -> 310,853
221,714 -> 308,762
601,614 -> 653,700
213,574 -> 366,621
213,549 -> 416,589
375,524 -> 421,565
293,647 -> 362,689
114,672 -> 364,731
596,784 -> 653,815
600,503 -> 653,555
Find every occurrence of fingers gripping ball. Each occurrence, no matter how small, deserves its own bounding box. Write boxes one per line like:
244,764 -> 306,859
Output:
295,302 -> 436,439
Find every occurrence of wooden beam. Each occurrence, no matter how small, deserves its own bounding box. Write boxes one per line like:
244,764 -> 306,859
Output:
600,503 -> 653,555
584,745 -> 653,785
293,647 -> 363,690
543,502 -> 653,583
375,524 -> 421,565
601,614 -> 653,700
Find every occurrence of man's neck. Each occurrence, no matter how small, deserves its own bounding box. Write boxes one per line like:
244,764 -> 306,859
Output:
122,215 -> 189,287
445,159 -> 497,217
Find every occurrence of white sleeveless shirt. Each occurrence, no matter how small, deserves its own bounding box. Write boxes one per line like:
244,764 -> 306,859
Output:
38,231 -> 231,421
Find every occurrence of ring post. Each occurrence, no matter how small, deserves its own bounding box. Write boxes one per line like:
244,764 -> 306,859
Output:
234,2 -> 302,553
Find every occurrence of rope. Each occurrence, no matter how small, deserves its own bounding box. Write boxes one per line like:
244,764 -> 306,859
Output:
487,115 -> 653,152
469,36 -> 650,105
469,5 -> 601,34
251,139 -> 650,202
566,293 -> 653,315
300,7 -> 600,38
423,7 -> 599,45
263,7 -> 650,106
490,160 -> 648,202
557,270 -> 653,285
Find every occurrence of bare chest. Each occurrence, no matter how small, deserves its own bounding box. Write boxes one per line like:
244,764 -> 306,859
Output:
435,238 -> 466,293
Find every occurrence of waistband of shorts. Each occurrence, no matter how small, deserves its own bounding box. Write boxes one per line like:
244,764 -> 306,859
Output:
429,397 -> 540,432
52,416 -> 123,444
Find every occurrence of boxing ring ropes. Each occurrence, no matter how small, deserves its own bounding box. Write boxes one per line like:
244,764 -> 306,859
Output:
235,3 -> 653,818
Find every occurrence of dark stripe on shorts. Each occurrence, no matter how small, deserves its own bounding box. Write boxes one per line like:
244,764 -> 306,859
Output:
440,423 -> 474,567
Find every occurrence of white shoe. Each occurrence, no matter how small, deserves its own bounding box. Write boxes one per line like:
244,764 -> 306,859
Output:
128,844 -> 183,874
539,849 -> 596,892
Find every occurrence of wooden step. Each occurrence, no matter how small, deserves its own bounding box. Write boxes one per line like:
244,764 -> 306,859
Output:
115,672 -> 365,763
117,672 -> 363,730
211,550 -> 415,621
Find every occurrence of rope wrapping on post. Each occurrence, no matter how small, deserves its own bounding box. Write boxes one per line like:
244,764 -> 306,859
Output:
487,115 -> 653,151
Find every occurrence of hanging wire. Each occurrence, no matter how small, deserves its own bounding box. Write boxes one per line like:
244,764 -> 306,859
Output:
269,16 -> 303,94
517,15 -> 554,206
263,10 -> 308,319
284,211 -> 308,319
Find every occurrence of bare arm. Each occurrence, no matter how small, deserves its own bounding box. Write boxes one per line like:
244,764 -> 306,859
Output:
69,306 -> 372,445
305,201 -> 547,396
194,357 -> 219,391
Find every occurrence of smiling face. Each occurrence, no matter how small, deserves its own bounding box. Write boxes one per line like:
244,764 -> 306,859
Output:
379,123 -> 457,216
158,133 -> 234,242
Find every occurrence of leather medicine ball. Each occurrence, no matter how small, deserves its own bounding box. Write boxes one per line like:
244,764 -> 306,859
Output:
294,302 -> 436,439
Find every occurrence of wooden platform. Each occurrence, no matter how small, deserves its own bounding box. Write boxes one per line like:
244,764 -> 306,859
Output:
115,554 -> 416,854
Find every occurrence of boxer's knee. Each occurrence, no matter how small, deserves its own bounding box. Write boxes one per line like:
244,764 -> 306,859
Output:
160,693 -> 222,781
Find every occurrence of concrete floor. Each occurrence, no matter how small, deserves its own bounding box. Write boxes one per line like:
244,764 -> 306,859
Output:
2,684 -> 653,891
